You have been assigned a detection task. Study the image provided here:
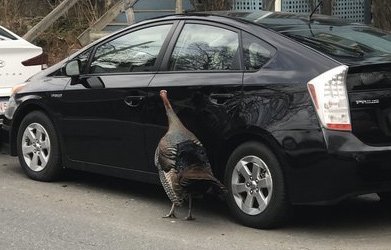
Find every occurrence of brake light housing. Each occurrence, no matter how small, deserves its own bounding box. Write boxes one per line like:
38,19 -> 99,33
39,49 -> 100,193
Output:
307,65 -> 351,131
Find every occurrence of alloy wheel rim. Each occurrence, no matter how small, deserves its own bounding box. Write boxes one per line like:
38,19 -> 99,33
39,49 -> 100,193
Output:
21,123 -> 51,172
231,155 -> 273,215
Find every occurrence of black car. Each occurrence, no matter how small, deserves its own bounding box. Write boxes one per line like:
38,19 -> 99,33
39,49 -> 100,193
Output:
3,11 -> 391,228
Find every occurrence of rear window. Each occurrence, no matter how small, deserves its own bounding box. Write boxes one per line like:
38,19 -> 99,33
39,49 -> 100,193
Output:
282,25 -> 391,60
0,27 -> 17,41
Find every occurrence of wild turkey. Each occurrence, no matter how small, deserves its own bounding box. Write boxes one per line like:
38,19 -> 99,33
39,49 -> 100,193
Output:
155,90 -> 226,220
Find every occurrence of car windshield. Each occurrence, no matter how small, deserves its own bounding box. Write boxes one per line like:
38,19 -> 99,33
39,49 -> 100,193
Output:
226,11 -> 391,62
281,25 -> 391,59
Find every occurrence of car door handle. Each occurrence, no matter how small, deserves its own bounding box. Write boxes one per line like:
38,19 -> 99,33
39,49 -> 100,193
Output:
124,96 -> 145,107
209,93 -> 234,105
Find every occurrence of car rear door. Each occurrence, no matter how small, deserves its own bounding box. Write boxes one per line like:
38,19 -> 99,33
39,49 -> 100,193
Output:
145,21 -> 244,173
60,22 -> 178,172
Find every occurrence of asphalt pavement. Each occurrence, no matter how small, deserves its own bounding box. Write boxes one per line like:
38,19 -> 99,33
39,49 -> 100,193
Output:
1,150 -> 391,250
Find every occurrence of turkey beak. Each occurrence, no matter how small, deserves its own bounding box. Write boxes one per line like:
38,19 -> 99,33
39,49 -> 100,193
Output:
160,90 -> 172,110
160,90 -> 167,98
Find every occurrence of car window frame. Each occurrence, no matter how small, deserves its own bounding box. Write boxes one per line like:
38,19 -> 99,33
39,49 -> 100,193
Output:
84,20 -> 180,76
159,20 -> 244,73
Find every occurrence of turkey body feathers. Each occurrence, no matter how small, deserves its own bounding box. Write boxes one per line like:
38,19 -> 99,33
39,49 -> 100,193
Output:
155,90 -> 226,209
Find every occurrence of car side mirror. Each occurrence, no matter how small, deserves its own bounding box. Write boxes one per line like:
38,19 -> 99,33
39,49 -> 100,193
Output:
65,60 -> 81,77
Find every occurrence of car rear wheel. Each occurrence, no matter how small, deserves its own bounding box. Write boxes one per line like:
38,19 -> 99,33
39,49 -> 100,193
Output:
17,111 -> 62,181
224,141 -> 290,229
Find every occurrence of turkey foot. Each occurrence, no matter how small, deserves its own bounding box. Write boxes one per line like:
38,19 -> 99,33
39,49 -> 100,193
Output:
163,203 -> 177,219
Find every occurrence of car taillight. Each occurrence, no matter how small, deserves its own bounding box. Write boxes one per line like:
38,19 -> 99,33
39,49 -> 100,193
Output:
21,53 -> 48,68
307,65 -> 351,131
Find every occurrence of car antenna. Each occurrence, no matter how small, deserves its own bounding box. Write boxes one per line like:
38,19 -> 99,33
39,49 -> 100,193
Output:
309,0 -> 323,22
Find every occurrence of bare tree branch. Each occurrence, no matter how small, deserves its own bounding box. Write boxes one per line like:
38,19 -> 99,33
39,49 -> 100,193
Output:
372,0 -> 391,31
190,0 -> 233,11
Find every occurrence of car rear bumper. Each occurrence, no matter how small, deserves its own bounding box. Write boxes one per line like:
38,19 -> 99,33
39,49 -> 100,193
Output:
273,129 -> 391,205
0,120 -> 10,154
0,113 -> 4,138
0,96 -> 9,118
0,116 -> 9,153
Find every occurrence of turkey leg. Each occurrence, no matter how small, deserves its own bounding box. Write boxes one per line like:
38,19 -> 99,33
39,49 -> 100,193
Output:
184,194 -> 195,220
163,203 -> 177,218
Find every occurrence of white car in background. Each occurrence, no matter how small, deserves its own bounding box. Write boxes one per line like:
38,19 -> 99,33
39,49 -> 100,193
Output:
0,25 -> 46,121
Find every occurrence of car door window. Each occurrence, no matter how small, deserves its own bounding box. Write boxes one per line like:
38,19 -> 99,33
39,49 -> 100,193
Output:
169,24 -> 240,71
242,32 -> 275,71
90,24 -> 172,74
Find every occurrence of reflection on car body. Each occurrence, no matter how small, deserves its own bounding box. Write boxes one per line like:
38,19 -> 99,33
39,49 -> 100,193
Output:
4,11 -> 391,229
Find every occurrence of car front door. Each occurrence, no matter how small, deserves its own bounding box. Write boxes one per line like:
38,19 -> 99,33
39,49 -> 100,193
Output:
60,22 -> 177,172
145,21 -> 244,174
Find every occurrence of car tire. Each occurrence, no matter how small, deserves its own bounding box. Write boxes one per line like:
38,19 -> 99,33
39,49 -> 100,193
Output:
17,111 -> 62,181
224,141 -> 290,229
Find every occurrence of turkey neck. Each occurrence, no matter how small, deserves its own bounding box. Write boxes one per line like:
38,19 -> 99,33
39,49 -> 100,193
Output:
160,90 -> 186,131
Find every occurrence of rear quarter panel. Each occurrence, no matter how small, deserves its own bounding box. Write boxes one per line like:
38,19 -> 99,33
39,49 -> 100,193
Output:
241,24 -> 339,135
239,26 -> 342,202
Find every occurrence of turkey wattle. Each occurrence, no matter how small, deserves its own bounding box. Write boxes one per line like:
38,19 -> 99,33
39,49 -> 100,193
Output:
155,90 -> 226,220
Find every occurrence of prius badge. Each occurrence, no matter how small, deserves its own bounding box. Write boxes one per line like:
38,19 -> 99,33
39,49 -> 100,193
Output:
355,99 -> 380,105
50,93 -> 63,98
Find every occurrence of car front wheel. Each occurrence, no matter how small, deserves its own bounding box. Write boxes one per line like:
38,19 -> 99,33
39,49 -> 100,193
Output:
17,111 -> 62,181
224,141 -> 290,229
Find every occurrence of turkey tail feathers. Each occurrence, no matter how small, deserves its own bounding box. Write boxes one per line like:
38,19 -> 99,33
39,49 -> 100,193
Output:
179,166 -> 227,194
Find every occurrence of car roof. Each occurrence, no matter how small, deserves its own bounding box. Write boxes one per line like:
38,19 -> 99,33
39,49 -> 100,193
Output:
142,10 -> 356,29
213,10 -> 350,24
133,12 -> 254,31
145,12 -> 390,67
